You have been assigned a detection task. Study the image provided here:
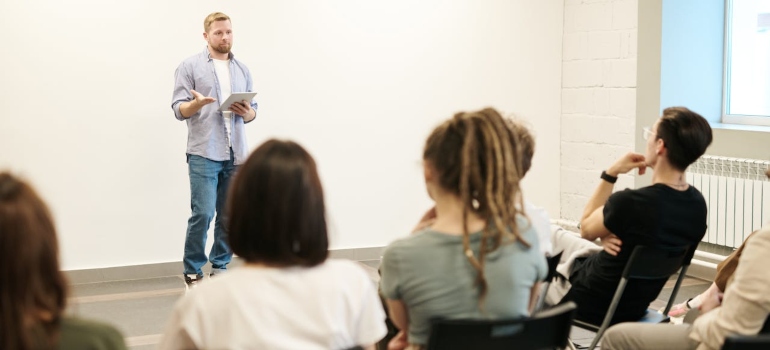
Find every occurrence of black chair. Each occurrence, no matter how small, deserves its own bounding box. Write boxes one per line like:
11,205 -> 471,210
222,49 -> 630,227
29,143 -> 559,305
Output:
762,314 -> 770,334
720,315 -> 770,349
571,245 -> 693,350
534,251 -> 564,313
721,334 -> 770,350
426,301 -> 577,350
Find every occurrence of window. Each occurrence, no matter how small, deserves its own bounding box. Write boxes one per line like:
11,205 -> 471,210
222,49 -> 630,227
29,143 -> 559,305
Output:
723,0 -> 770,126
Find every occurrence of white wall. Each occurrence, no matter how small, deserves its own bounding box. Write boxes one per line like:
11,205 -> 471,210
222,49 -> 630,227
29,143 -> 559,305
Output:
0,0 -> 564,270
560,0 -> 639,221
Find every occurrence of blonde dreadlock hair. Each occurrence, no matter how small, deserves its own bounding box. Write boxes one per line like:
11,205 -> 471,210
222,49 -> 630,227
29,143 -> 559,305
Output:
423,108 -> 529,308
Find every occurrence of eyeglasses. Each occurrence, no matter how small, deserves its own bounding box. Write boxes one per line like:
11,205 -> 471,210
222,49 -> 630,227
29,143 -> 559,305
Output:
643,126 -> 656,140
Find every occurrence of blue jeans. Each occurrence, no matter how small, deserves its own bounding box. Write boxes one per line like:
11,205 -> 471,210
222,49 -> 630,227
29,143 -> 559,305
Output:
183,151 -> 236,276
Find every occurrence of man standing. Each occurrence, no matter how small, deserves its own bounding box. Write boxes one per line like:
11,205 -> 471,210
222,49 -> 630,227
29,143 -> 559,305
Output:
171,12 -> 257,289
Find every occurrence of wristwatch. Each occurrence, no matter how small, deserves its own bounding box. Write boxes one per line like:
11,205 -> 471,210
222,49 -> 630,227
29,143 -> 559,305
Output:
601,170 -> 618,184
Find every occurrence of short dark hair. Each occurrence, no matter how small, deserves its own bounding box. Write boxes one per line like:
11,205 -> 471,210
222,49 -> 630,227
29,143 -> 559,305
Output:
227,139 -> 328,267
656,107 -> 713,171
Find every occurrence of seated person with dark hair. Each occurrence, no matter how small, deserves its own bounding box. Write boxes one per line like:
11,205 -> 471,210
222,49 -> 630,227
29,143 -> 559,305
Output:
547,107 -> 713,324
159,139 -> 386,350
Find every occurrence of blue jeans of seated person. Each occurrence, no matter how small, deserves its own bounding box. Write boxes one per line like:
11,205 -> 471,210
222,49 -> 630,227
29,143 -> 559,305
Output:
183,151 -> 237,276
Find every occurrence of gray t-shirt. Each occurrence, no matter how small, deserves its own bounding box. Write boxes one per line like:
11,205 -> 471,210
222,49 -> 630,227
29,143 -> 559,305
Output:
380,217 -> 547,345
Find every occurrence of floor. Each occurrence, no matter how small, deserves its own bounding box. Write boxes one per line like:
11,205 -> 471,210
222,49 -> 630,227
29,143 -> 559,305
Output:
65,259 -> 709,349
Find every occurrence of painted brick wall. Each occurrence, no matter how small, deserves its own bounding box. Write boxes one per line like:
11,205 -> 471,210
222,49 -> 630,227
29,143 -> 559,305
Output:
560,0 -> 639,221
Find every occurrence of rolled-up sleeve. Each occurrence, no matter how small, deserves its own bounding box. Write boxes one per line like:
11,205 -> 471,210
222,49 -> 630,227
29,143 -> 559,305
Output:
172,62 -> 194,121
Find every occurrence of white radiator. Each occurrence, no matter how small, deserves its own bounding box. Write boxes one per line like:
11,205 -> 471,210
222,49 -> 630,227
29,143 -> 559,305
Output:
687,156 -> 770,249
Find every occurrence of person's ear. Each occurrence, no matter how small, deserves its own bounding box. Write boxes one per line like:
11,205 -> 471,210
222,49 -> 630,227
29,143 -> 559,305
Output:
656,138 -> 666,155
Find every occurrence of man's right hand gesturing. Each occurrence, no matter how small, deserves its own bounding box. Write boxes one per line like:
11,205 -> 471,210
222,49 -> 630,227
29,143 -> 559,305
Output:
191,89 -> 216,107
180,90 -> 216,118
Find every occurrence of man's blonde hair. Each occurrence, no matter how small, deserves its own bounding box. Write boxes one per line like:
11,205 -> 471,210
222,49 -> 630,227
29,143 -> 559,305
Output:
204,12 -> 230,33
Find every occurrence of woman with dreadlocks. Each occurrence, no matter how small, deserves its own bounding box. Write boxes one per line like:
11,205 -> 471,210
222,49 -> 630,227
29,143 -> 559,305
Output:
379,108 -> 547,350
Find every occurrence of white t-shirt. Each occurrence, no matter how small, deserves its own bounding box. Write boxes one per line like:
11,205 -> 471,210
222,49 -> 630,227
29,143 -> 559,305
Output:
158,259 -> 387,350
524,200 -> 553,255
213,58 -> 233,147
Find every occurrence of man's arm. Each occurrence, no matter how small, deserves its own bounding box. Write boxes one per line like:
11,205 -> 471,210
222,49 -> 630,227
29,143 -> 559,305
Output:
172,63 -> 215,119
580,152 -> 647,241
172,63 -> 194,120
579,182 -> 615,241
241,69 -> 258,123
179,90 -> 215,118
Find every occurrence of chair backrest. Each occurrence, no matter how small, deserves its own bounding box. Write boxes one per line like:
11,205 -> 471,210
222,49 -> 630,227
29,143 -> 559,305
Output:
720,315 -> 770,349
426,301 -> 577,350
619,244 -> 692,317
721,334 -> 770,350
622,245 -> 692,280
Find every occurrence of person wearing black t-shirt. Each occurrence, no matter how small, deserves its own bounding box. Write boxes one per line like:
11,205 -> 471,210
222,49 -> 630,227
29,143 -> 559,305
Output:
547,107 -> 713,325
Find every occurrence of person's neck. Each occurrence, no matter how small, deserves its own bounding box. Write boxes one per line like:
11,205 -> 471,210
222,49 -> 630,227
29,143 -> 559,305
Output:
651,161 -> 688,190
208,47 -> 229,60
430,191 -> 486,235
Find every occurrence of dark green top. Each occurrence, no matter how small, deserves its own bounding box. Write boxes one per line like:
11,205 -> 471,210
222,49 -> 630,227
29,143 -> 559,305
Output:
58,317 -> 126,350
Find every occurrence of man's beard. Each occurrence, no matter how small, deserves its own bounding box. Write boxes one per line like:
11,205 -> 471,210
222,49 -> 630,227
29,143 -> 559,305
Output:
213,43 -> 231,54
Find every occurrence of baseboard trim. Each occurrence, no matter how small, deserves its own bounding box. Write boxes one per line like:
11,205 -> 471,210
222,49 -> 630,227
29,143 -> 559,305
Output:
688,259 -> 717,282
63,241 -> 721,285
64,246 -> 386,285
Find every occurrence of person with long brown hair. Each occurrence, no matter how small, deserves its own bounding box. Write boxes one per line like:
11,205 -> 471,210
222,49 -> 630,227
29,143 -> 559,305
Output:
379,108 -> 547,349
0,172 -> 126,350
158,139 -> 386,350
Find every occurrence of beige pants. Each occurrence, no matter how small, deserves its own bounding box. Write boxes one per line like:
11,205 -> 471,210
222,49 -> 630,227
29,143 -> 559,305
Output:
602,322 -> 700,350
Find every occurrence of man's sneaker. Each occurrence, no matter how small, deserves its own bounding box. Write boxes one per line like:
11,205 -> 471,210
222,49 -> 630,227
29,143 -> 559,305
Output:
184,274 -> 204,292
210,268 -> 227,278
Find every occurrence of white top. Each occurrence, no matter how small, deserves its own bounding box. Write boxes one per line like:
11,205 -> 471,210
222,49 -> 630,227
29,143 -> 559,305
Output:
213,58 -> 232,147
524,200 -> 553,255
158,259 -> 387,350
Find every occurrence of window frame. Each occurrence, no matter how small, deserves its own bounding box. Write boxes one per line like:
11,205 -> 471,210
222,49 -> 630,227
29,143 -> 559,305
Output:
721,0 -> 770,126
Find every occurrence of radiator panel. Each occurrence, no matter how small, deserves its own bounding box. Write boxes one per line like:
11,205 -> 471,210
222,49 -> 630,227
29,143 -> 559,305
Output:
687,156 -> 770,249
